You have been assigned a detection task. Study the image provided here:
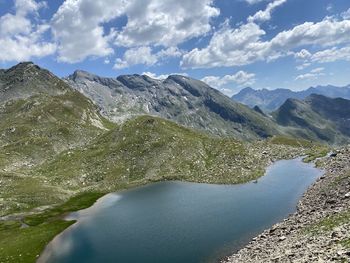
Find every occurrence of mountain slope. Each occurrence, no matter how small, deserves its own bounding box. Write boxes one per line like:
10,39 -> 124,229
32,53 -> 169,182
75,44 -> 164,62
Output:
0,62 -> 69,104
273,94 -> 350,144
232,85 -> 350,112
66,71 -> 281,140
0,62 -> 113,215
0,63 -> 111,171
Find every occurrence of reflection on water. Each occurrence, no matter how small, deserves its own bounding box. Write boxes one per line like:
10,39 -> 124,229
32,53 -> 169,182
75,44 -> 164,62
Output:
39,158 -> 323,263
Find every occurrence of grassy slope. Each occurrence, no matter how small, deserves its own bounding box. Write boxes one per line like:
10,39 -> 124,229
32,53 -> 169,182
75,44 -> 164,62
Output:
0,106 -> 328,263
273,97 -> 350,145
0,91 -> 112,216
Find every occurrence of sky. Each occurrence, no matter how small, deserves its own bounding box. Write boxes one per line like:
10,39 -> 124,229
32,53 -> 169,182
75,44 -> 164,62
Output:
1,0 -> 350,96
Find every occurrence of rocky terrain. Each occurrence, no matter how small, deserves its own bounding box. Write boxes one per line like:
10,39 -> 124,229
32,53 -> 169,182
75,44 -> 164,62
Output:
232,85 -> 350,112
223,146 -> 350,263
66,70 -> 280,140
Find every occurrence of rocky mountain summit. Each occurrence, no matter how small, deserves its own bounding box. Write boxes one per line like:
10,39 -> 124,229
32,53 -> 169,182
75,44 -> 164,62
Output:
66,70 -> 280,140
0,62 -> 69,104
232,85 -> 350,112
223,146 -> 350,263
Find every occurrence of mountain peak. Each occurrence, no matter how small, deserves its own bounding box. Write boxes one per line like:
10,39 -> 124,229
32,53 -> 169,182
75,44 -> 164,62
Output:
5,61 -> 39,73
69,70 -> 98,81
0,62 -> 70,103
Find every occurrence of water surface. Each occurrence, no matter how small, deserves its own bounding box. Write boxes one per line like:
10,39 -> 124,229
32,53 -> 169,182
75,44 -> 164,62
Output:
39,158 -> 322,263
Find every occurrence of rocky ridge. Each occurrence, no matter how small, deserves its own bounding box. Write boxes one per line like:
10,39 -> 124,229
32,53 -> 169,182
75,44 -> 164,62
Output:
232,85 -> 350,112
65,70 -> 280,141
223,146 -> 350,263
273,94 -> 350,144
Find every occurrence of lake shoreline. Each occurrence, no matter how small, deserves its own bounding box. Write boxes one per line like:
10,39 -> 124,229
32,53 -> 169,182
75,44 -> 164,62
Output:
0,143 -> 327,263
37,158 -> 322,263
222,146 -> 350,263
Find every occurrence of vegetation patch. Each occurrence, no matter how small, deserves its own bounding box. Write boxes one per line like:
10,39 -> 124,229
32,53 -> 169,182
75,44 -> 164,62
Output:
0,220 -> 74,263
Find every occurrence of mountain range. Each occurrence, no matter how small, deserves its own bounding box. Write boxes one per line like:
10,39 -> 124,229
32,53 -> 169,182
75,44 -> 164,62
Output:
65,70 -> 279,140
232,85 -> 350,112
1,62 -> 350,150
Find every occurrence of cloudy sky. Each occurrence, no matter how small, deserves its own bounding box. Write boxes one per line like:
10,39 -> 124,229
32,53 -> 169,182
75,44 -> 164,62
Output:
1,0 -> 350,95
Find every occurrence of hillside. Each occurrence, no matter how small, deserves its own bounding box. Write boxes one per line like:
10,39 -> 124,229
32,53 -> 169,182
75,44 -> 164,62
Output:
66,70 -> 280,140
0,62 -> 314,218
232,85 -> 350,112
273,94 -> 350,144
0,63 -> 329,263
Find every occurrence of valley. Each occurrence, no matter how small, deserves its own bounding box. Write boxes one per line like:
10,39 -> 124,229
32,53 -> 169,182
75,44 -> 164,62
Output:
0,62 -> 346,263
1,1 -> 350,262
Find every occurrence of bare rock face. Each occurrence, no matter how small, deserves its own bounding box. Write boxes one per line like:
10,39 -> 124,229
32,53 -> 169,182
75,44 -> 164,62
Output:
65,71 -> 279,140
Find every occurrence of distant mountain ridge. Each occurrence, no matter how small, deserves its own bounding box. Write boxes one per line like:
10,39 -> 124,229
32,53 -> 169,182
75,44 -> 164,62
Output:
232,85 -> 350,112
273,94 -> 350,144
65,70 -> 280,140
2,62 -> 350,145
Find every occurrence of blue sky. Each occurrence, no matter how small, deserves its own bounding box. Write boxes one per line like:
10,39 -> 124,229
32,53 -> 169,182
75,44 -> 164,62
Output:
1,0 -> 350,95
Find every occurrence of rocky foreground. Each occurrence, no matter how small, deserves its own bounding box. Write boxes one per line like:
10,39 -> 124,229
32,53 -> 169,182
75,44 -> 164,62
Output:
223,146 -> 350,263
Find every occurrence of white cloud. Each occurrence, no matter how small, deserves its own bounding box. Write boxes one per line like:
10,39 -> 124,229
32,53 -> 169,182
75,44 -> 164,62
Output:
296,67 -> 325,81
244,0 -> 267,4
310,67 -> 324,73
201,71 -> 256,96
311,46 -> 350,63
182,18 -> 350,69
341,8 -> 350,19
296,63 -> 311,71
51,0 -> 127,63
114,46 -> 182,69
0,0 -> 56,62
181,22 -> 266,68
51,0 -> 218,64
115,0 -> 219,47
114,46 -> 157,69
294,49 -> 311,59
248,0 -> 287,23
326,4 -> 333,12
142,71 -> 188,80
295,45 -> 350,68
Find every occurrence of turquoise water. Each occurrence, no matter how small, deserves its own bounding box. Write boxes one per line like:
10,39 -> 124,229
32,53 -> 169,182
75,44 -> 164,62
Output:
39,158 -> 322,263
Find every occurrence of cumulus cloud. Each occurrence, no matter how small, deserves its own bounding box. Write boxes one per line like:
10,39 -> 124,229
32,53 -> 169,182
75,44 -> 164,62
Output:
0,0 -> 56,62
51,0 -> 127,63
201,71 -> 256,96
248,0 -> 287,23
294,49 -> 312,59
182,18 -> 350,69
311,46 -> 350,63
115,0 -> 219,47
181,22 -> 266,68
295,45 -> 350,68
51,0 -> 218,64
114,46 -> 182,69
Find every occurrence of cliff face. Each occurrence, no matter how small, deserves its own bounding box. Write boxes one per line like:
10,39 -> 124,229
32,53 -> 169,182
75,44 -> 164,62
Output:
223,147 -> 350,263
